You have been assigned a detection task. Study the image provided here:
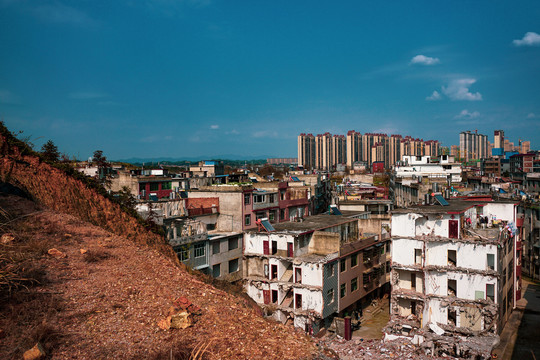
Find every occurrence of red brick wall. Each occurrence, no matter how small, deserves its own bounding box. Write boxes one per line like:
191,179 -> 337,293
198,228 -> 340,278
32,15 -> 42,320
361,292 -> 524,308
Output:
186,197 -> 219,209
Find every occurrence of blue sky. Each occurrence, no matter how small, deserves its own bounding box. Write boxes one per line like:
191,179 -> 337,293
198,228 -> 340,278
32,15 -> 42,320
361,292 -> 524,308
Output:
1,1 -> 539,160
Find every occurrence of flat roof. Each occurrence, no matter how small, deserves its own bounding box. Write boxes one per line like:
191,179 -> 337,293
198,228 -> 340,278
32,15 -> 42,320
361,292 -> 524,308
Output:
249,214 -> 356,234
392,198 -> 518,215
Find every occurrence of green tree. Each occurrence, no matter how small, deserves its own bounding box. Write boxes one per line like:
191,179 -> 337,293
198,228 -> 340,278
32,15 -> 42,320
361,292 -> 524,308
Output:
92,150 -> 112,184
40,140 -> 60,163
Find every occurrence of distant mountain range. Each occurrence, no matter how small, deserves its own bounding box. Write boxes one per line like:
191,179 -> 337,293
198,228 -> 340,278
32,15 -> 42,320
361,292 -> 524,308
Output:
113,154 -> 285,164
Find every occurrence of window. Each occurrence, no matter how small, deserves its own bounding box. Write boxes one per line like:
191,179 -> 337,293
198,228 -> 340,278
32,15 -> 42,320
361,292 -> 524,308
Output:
295,267 -> 302,283
244,194 -> 251,205
139,183 -> 146,192
228,237 -> 238,251
194,243 -> 205,258
269,194 -> 276,203
411,273 -> 416,290
256,212 -> 266,220
486,284 -> 495,302
271,240 -> 277,255
414,249 -> 422,265
328,263 -> 335,277
448,308 -> 457,325
385,261 -> 390,273
269,210 -> 276,222
295,293 -> 302,309
380,245 -> 385,255
449,220 -> 459,239
448,279 -> 457,296
280,209 -> 286,220
448,250 -> 457,267
386,242 -> 390,253
161,181 -> 171,190
254,194 -> 265,203
244,214 -> 251,226
280,190 -> 286,201
340,283 -> 346,298
340,259 -> 346,272
351,253 -> 358,268
213,264 -> 220,278
229,258 -> 239,273
150,182 -> 159,191
271,264 -> 278,279
212,241 -> 220,254
327,288 -> 334,303
351,277 -> 358,292
178,248 -> 189,261
271,290 -> 278,303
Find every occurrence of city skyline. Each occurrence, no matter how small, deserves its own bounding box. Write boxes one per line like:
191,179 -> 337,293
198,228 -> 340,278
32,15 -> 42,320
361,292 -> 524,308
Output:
1,1 -> 539,160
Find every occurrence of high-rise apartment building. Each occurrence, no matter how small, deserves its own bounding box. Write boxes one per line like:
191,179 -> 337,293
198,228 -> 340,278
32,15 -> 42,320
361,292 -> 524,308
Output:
389,135 -> 402,166
494,130 -> 504,149
331,135 -> 346,167
297,133 -> 315,169
459,130 -> 488,161
299,131 -> 441,171
315,133 -> 333,170
424,140 -> 440,157
346,130 -> 362,168
520,141 -> 530,154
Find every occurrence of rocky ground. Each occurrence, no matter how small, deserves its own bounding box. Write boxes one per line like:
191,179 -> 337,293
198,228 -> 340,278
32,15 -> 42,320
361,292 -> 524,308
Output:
0,193 -> 319,359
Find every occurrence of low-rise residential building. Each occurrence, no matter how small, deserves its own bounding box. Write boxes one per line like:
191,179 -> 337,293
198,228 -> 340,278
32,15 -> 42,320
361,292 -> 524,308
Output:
243,214 -> 390,334
169,218 -> 243,281
386,198 -> 522,358
189,182 -> 310,233
391,155 -> 461,208
189,160 -> 225,177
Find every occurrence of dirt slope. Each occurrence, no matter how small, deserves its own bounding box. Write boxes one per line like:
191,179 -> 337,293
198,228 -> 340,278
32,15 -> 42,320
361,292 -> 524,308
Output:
0,193 -> 319,359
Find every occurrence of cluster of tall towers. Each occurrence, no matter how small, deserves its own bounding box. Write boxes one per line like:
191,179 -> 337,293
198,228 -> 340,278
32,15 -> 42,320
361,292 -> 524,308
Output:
298,131 -> 440,171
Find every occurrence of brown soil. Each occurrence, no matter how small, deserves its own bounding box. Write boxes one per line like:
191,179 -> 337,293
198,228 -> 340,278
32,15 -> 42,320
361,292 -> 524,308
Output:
0,194 -> 317,359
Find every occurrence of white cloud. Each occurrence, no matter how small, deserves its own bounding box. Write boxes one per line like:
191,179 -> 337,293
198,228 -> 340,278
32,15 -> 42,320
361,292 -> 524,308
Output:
33,3 -> 99,27
455,109 -> 480,119
441,78 -> 482,101
226,129 -> 239,135
513,32 -> 540,47
527,113 -> 536,118
210,124 -> 219,130
69,92 -> 108,100
410,55 -> 440,66
426,90 -> 441,101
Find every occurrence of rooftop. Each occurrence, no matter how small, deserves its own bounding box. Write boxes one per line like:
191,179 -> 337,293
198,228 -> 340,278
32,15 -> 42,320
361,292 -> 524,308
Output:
392,198 -> 518,215
249,214 -> 357,234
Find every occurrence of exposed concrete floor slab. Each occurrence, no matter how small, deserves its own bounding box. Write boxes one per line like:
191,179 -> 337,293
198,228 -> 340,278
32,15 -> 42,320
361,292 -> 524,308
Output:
352,298 -> 390,340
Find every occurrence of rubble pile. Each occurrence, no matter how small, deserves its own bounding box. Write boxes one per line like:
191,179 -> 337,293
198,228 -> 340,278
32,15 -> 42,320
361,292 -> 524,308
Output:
318,335 -> 442,360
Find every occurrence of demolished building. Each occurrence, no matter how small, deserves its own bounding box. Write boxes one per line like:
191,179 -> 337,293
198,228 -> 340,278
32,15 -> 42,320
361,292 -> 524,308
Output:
386,197 -> 522,358
243,214 -> 390,334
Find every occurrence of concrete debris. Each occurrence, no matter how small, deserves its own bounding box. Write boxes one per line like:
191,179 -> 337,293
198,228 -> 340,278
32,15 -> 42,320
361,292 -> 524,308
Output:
47,248 -> 66,258
170,311 -> 192,329
158,297 -> 201,331
318,330 -> 498,360
1,233 -> 14,244
428,323 -> 445,336
23,342 -> 46,360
